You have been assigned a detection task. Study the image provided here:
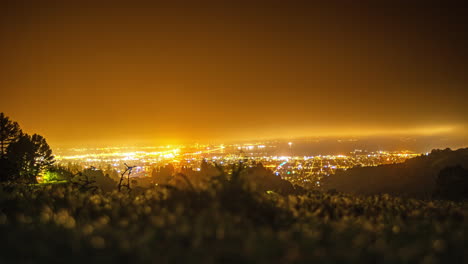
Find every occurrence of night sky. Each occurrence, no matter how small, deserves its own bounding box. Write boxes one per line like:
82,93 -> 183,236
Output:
1,1 -> 467,147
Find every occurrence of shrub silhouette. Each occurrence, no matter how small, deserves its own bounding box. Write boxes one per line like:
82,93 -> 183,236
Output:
434,165 -> 468,200
0,182 -> 466,263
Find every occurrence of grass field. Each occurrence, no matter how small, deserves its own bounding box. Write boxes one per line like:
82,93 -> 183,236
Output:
0,183 -> 467,263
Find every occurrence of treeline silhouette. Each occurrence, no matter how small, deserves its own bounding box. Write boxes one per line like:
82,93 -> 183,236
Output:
52,159 -> 303,196
323,148 -> 468,200
0,113 -> 54,183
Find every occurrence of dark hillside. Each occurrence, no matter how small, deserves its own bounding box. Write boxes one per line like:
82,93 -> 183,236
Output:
322,148 -> 468,198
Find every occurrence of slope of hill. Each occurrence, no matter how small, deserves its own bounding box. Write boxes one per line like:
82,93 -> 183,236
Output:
322,148 -> 468,198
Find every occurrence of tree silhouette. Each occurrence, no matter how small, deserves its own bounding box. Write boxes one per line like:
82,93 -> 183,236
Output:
0,113 -> 22,157
71,171 -> 98,193
118,163 -> 136,191
152,164 -> 174,185
7,134 -> 54,183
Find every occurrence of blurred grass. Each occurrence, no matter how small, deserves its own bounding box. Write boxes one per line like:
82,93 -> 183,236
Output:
0,183 -> 467,264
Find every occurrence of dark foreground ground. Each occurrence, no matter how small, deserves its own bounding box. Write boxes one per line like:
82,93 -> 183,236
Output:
0,184 -> 467,264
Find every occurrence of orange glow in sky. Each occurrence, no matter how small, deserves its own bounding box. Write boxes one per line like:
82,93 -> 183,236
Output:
1,2 -> 467,147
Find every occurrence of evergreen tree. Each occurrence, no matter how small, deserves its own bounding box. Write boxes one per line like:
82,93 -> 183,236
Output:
7,134 -> 54,183
0,112 -> 22,157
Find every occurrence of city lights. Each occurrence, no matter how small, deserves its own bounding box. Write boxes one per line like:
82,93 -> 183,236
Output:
54,142 -> 420,187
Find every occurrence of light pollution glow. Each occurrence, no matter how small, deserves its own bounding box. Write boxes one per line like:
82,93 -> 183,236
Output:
289,125 -> 459,138
1,2 -> 467,148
